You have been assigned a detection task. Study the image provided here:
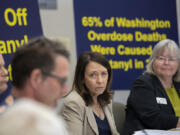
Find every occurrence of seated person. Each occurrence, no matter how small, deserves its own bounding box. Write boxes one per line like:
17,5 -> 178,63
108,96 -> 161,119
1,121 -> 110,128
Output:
0,53 -> 13,113
60,52 -> 119,135
0,98 -> 68,135
123,39 -> 180,135
11,36 -> 69,108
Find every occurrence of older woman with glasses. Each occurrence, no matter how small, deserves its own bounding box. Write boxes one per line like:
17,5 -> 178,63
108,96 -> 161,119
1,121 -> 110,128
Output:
123,39 -> 180,135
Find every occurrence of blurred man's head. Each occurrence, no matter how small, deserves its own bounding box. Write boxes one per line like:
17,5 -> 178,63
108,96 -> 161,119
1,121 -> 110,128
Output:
0,54 -> 8,93
11,37 -> 70,107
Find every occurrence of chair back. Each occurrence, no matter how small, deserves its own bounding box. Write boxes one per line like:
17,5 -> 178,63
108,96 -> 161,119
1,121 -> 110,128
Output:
112,102 -> 126,134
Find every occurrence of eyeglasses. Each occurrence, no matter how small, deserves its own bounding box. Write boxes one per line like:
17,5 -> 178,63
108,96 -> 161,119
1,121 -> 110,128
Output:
42,72 -> 67,86
156,56 -> 178,63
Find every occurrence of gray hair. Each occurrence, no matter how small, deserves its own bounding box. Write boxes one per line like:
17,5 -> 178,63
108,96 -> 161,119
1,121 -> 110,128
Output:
145,39 -> 180,81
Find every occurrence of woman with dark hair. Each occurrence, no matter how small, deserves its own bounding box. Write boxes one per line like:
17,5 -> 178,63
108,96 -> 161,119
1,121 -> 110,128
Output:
61,52 -> 119,135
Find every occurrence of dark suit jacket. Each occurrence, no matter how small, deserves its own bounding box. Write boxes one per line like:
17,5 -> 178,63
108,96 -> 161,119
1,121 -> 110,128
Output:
122,73 -> 180,135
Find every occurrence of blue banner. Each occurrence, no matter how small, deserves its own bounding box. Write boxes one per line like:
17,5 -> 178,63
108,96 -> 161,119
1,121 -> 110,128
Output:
0,0 -> 43,101
73,0 -> 178,90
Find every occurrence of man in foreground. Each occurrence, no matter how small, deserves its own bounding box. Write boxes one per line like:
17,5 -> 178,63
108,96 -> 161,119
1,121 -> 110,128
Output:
11,36 -> 70,108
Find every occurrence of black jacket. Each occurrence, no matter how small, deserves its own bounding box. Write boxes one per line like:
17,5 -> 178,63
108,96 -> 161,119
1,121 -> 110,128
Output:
122,73 -> 180,135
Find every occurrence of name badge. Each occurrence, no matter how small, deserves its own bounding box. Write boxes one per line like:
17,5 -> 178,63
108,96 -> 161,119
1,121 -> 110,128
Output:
156,97 -> 167,105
